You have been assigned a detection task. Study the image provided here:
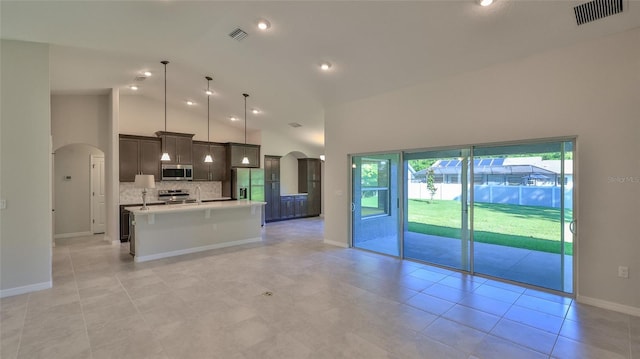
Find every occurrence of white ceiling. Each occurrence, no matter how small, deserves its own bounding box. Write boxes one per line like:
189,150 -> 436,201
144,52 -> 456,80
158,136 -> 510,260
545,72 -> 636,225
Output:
2,1 -> 639,149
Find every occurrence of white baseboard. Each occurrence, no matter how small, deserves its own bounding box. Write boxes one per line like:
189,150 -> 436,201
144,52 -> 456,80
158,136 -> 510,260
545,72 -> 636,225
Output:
54,231 -> 92,239
576,295 -> 640,317
324,239 -> 349,248
0,281 -> 52,298
134,237 -> 262,263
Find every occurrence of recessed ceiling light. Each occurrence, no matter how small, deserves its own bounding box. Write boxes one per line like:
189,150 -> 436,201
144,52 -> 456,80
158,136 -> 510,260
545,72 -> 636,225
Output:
320,62 -> 332,71
205,89 -> 213,96
257,19 -> 271,31
230,116 -> 238,121
143,71 -> 152,77
252,108 -> 260,114
129,85 -> 139,91
478,0 -> 494,6
187,101 -> 195,106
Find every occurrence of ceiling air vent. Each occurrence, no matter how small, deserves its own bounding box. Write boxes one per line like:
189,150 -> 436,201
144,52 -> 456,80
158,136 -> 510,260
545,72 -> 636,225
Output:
134,76 -> 147,82
288,122 -> 302,128
574,0 -> 623,26
229,28 -> 248,41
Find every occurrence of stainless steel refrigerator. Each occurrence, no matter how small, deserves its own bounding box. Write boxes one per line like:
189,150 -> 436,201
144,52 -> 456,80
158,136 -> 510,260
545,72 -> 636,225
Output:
231,168 -> 264,201
231,168 -> 265,225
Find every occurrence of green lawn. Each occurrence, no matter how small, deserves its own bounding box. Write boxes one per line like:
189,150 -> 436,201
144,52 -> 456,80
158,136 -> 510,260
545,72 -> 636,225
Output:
408,199 -> 573,255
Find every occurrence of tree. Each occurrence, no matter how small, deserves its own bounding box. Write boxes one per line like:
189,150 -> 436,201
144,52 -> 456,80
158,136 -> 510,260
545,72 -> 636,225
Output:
426,168 -> 437,202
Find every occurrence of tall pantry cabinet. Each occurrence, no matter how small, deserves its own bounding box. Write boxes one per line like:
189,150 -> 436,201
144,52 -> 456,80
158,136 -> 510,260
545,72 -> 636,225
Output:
298,158 -> 321,216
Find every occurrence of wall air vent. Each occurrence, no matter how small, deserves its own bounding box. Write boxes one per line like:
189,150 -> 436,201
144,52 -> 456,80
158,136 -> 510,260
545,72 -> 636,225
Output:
574,0 -> 623,26
229,28 -> 248,41
288,122 -> 302,128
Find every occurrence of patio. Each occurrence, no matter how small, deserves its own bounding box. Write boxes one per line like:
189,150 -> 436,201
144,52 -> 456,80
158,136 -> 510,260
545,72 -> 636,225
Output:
355,231 -> 573,293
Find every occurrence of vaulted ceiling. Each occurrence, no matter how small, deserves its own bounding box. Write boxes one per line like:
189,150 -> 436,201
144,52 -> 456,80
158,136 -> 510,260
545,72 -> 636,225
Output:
2,1 -> 639,149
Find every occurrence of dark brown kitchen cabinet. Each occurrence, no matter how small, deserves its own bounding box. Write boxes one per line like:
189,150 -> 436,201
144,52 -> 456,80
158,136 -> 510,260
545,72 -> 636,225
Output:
265,181 -> 281,222
294,195 -> 308,217
120,205 -> 131,242
119,135 -> 161,182
119,203 -> 163,242
280,194 -> 308,220
192,141 -> 227,181
298,158 -> 322,216
280,196 -> 295,219
155,131 -> 194,164
264,155 -> 281,182
264,155 -> 281,222
227,143 -> 260,168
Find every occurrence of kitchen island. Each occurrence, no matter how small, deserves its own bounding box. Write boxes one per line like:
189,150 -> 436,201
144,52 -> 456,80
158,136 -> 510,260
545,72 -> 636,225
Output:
126,200 -> 265,262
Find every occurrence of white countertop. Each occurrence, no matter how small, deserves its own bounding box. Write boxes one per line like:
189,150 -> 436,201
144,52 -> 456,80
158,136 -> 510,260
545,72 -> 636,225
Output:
120,197 -> 232,206
126,200 -> 265,215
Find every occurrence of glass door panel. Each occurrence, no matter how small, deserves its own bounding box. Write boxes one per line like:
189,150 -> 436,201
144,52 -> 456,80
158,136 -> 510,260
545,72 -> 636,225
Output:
351,153 -> 401,256
403,149 -> 471,270
472,140 -> 574,292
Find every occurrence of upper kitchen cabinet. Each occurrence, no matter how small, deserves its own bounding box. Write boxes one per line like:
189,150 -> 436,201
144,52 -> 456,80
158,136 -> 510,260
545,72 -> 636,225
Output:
119,135 -> 161,182
298,158 -> 321,187
155,131 -> 194,164
264,155 -> 281,182
192,141 -> 227,181
227,143 -> 260,168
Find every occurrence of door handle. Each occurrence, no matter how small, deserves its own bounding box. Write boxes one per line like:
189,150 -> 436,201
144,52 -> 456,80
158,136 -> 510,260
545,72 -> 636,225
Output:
569,220 -> 576,235
351,202 -> 355,212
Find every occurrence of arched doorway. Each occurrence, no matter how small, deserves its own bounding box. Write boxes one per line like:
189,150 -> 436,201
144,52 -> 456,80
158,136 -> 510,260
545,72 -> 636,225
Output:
53,143 -> 106,241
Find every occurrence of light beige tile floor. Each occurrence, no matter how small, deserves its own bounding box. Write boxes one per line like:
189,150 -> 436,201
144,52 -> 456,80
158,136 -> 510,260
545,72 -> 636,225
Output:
0,217 -> 636,359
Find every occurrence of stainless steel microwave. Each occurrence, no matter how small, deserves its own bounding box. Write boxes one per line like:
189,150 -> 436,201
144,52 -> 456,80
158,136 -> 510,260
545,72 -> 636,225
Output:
161,164 -> 193,181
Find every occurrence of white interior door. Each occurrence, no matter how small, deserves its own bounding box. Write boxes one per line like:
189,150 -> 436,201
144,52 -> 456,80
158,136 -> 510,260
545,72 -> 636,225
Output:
91,155 -> 106,234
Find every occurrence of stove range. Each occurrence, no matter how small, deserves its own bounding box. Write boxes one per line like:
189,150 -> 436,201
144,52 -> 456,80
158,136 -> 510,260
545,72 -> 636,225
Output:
157,189 -> 196,204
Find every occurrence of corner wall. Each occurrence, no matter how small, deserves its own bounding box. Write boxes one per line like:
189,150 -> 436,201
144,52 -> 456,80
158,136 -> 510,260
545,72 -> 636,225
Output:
0,40 -> 52,296
324,29 -> 640,311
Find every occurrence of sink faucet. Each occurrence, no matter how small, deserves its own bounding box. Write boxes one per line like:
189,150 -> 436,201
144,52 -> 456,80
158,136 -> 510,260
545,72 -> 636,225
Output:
195,186 -> 201,203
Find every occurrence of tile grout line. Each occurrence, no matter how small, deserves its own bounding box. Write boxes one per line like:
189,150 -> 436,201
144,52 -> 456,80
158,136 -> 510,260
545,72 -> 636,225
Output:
68,243 -> 95,359
114,266 -> 173,358
13,289 -> 30,359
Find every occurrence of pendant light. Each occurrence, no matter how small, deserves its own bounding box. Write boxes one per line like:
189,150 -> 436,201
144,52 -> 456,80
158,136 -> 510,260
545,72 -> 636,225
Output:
241,93 -> 250,165
203,76 -> 214,163
160,60 -> 171,162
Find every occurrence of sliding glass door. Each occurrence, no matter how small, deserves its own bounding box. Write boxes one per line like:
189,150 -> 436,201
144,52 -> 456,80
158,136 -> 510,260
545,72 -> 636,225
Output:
351,153 -> 401,256
349,139 -> 575,293
472,140 -> 574,292
403,149 -> 471,271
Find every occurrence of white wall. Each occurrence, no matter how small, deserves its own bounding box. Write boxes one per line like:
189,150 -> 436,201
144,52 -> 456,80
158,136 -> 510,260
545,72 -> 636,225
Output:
0,40 -> 52,296
54,144 -> 103,236
119,95 -> 249,143
280,153 -> 300,195
324,29 -> 640,311
51,94 -> 109,152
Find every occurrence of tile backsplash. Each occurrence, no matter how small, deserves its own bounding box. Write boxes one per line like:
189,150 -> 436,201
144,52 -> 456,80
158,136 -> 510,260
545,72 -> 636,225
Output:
120,181 -> 222,205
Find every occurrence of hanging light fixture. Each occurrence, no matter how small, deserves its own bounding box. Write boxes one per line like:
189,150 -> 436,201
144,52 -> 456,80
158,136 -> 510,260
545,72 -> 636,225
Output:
241,93 -> 250,165
204,76 -> 214,163
160,60 -> 171,162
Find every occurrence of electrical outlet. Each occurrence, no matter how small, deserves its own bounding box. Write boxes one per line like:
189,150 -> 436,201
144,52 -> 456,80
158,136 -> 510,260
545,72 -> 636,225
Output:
618,266 -> 629,279
0,199 -> 6,210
